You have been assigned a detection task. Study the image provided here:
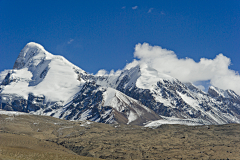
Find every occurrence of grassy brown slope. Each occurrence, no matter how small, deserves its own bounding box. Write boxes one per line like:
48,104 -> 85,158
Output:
0,114 -> 240,160
0,114 -> 101,160
0,133 -> 99,160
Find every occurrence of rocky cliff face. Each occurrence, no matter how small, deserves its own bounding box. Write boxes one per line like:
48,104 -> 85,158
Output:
0,42 -> 240,126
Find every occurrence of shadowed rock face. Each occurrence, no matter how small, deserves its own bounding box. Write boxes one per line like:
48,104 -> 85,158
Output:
0,93 -> 46,112
0,42 -> 240,126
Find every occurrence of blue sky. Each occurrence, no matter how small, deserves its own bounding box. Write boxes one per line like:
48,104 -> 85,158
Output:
0,0 -> 239,75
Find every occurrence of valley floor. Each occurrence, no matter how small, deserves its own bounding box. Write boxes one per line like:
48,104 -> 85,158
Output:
0,113 -> 239,160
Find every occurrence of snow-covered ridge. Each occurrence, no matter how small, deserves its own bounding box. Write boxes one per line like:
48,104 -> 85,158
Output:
1,42 -> 86,104
0,42 -> 240,126
13,42 -> 53,69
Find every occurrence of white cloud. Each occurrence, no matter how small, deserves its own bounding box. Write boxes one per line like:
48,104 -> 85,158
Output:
132,6 -> 138,10
95,69 -> 121,77
67,39 -> 74,44
127,43 -> 240,95
96,69 -> 108,76
148,8 -> 153,13
122,6 -> 126,9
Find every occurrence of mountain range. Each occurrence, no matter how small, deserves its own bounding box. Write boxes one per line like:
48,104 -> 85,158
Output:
1,42 -> 240,127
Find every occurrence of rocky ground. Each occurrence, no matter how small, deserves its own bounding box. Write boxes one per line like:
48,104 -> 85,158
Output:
0,113 -> 239,160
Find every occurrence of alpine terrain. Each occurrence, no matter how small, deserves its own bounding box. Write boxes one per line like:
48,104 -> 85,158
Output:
0,42 -> 240,127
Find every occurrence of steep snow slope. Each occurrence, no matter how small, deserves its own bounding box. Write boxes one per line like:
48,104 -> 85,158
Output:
1,42 -> 86,104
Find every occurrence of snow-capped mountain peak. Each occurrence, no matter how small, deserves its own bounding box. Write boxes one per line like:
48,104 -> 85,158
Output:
13,42 -> 53,70
136,63 -> 175,89
1,42 -> 86,104
0,42 -> 240,127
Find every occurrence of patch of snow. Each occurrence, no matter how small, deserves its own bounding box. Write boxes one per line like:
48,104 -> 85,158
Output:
0,110 -> 28,116
177,91 -> 200,111
80,121 -> 93,126
127,110 -> 138,124
103,88 -> 116,106
0,69 -> 11,83
1,68 -> 33,99
152,92 -> 174,108
144,116 -> 211,128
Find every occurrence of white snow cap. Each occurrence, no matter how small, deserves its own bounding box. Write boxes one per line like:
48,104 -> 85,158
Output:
1,42 -> 86,104
13,42 -> 53,69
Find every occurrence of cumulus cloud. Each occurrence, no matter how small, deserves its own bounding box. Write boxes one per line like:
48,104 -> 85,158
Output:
132,6 -> 138,10
96,69 -> 108,76
148,8 -> 153,13
128,43 -> 240,94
